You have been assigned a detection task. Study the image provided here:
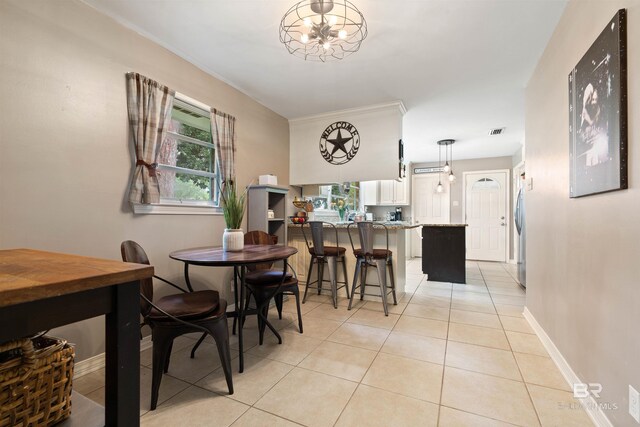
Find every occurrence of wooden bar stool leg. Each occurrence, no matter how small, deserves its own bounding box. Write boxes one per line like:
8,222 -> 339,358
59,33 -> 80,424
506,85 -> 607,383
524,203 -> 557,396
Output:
388,258 -> 398,305
375,259 -> 389,316
348,258 -> 361,310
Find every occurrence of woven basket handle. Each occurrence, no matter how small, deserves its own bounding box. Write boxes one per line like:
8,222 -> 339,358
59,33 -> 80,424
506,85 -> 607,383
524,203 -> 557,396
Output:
0,338 -> 36,380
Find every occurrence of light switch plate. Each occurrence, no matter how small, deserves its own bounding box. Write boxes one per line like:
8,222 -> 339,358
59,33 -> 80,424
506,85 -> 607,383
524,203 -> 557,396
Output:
452,201 -> 459,207
630,385 -> 640,423
527,177 -> 534,191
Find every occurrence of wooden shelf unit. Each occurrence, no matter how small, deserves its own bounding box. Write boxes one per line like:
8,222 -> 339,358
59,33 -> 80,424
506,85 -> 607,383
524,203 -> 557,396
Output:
247,185 -> 289,245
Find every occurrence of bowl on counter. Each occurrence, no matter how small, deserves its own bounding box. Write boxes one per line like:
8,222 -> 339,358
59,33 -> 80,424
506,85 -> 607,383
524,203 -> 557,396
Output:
289,216 -> 307,224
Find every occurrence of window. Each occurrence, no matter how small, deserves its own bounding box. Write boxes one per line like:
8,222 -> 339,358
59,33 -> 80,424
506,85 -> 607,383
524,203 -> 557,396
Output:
156,95 -> 218,207
318,182 -> 360,212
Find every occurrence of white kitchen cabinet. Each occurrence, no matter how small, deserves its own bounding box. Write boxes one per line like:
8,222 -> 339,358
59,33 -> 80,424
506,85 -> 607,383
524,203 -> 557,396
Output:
377,179 -> 409,206
360,180 -> 379,206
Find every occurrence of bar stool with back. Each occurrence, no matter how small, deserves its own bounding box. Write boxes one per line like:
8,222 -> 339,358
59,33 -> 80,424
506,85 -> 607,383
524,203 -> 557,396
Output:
301,221 -> 350,308
346,222 -> 398,316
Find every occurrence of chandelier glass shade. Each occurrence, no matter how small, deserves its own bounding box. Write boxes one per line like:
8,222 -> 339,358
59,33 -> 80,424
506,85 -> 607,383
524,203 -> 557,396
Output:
437,139 -> 456,191
279,0 -> 368,62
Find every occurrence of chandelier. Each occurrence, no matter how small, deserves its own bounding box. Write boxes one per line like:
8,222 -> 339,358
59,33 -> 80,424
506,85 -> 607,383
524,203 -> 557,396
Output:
279,0 -> 368,62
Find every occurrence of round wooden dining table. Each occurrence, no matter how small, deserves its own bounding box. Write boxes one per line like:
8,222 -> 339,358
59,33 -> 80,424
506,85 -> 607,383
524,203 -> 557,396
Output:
169,244 -> 298,373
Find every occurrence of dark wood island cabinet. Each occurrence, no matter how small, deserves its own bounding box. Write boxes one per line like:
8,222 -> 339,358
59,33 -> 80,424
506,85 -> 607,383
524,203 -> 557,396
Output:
421,225 -> 467,284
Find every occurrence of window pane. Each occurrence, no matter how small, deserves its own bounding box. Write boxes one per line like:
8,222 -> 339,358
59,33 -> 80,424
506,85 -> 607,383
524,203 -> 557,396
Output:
170,107 -> 212,140
158,170 -> 213,201
158,136 -> 213,174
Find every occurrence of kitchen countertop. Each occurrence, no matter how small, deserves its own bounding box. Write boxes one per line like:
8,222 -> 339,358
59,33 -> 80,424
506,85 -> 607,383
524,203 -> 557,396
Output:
288,222 -> 467,230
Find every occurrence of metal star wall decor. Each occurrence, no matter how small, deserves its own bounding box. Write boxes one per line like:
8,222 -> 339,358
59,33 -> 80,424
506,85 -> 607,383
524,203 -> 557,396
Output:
319,121 -> 360,165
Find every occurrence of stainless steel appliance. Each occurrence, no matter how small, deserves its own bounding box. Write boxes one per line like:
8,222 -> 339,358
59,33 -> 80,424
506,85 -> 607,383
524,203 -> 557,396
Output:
515,187 -> 526,287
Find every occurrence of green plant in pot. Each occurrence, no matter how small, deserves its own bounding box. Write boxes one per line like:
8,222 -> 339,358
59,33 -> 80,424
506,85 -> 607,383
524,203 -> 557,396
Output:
219,180 -> 248,251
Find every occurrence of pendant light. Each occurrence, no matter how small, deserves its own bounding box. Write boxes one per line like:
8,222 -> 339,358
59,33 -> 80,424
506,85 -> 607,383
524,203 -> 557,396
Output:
437,139 -> 456,185
436,141 -> 444,193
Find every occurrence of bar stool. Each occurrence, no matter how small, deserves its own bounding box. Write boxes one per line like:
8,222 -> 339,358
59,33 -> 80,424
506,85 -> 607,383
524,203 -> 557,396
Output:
301,221 -> 350,308
347,222 -> 397,316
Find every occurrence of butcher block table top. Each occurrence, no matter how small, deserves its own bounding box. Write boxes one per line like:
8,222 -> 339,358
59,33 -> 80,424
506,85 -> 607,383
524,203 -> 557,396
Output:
0,248 -> 154,308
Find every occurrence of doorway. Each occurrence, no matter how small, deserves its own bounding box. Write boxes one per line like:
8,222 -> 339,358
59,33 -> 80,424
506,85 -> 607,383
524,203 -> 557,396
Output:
463,170 -> 509,262
411,174 -> 450,257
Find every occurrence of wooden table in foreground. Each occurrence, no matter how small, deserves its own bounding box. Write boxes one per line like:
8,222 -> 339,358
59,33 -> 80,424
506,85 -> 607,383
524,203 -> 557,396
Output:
169,244 -> 298,373
0,248 -> 154,427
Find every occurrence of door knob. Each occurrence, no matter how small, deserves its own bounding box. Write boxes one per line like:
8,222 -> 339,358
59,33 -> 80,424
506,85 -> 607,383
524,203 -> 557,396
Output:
501,222 -> 506,226
500,216 -> 505,220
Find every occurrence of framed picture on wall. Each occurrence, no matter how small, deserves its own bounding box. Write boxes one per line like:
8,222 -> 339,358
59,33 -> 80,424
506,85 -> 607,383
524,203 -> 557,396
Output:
568,8 -> 627,198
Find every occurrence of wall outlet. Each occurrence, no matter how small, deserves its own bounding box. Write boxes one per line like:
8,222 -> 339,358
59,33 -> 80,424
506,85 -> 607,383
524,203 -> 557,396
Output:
630,385 -> 640,423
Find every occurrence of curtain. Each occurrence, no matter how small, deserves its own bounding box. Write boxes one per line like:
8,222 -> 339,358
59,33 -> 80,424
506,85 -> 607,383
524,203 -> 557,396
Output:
211,109 -> 236,184
125,72 -> 175,204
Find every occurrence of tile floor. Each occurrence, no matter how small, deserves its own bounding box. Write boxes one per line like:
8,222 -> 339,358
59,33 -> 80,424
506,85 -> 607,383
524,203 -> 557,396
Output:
74,260 -> 594,426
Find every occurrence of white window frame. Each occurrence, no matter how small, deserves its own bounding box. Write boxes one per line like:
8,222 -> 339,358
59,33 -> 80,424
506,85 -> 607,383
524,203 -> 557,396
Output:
133,92 -> 222,215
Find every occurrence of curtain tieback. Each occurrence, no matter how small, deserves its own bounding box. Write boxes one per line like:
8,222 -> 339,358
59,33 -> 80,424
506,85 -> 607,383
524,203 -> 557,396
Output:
136,160 -> 158,177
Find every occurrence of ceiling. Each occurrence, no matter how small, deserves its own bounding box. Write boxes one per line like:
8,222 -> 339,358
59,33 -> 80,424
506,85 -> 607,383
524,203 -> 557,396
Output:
82,0 -> 566,163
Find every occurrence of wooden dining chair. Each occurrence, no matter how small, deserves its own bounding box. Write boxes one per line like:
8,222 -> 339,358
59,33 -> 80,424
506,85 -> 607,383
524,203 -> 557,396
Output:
243,231 -> 303,344
120,240 -> 233,410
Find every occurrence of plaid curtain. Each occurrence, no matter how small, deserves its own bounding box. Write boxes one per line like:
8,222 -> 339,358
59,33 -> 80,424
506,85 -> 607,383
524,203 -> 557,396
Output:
125,73 -> 175,204
211,109 -> 236,184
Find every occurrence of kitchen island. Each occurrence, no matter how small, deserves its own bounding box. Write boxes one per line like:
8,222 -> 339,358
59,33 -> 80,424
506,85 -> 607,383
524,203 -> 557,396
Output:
287,222 -> 417,299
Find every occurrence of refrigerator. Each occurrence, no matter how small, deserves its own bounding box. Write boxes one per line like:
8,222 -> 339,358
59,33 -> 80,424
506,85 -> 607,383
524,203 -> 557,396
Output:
515,187 -> 526,287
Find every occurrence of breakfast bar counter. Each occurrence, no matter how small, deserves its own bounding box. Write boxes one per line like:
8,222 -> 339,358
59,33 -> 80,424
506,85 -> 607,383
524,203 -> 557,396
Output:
287,222 -> 413,297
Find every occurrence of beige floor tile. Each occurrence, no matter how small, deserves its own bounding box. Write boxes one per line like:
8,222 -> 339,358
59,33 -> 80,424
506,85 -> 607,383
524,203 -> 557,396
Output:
381,331 -> 446,365
362,352 -> 443,403
409,293 -> 451,308
228,326 -> 261,352
335,384 -> 439,427
346,307 -> 400,330
326,322 -> 391,351
448,323 -> 510,350
414,287 -> 452,298
306,302 -> 358,321
140,386 -> 248,426
255,368 -> 356,427
281,298 -> 321,314
500,316 -> 535,334
438,406 -> 516,426
527,384 -> 592,427
445,341 -> 521,381
452,292 -> 494,305
465,278 -> 487,286
506,331 -> 548,356
230,408 -> 299,427
494,303 -> 524,317
450,309 -> 502,329
452,283 -> 489,294
279,315 -> 341,339
140,336 -> 200,367
488,286 -> 526,297
393,315 -> 448,339
514,353 -> 570,391
441,367 -> 539,426
298,340 -> 376,382
403,303 -> 450,321
491,295 -> 527,306
164,342 -> 238,384
74,369 -> 105,395
420,280 -> 453,290
450,300 -> 497,314
361,300 -> 408,315
246,331 -> 323,365
196,354 -> 293,405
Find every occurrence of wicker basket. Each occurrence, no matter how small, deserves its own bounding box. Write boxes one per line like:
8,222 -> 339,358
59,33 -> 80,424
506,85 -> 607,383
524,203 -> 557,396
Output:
0,336 -> 74,427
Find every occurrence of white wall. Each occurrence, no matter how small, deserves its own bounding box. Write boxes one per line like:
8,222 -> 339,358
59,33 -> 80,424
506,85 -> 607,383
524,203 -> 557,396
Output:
525,2 -> 639,425
0,0 -> 289,361
290,103 -> 404,184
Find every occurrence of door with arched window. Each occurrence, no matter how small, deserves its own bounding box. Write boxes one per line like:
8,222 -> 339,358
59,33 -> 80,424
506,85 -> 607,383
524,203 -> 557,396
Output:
464,171 -> 509,262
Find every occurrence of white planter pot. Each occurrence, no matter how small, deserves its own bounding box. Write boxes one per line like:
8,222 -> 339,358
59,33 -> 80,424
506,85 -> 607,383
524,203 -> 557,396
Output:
223,229 -> 244,251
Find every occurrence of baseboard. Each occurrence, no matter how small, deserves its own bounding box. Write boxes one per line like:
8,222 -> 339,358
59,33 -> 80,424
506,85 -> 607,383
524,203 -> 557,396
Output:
74,335 -> 152,379
523,308 -> 613,427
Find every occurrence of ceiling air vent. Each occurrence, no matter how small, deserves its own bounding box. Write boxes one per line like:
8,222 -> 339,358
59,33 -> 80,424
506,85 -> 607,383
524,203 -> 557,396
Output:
489,127 -> 505,136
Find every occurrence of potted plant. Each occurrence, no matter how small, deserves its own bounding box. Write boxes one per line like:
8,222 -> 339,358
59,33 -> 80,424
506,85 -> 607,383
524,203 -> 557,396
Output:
219,180 -> 248,251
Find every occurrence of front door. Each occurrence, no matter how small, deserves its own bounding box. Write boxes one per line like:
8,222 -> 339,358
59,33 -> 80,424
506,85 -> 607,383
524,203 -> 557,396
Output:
411,174 -> 450,257
464,171 -> 508,262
